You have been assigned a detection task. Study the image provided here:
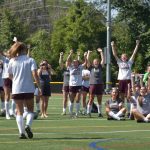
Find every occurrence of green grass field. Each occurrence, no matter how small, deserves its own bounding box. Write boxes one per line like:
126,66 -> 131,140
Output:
0,94 -> 150,150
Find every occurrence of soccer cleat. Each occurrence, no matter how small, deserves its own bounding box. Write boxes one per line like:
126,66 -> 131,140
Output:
98,113 -> 103,118
61,112 -> 66,116
137,119 -> 145,123
6,114 -> 11,120
25,125 -> 33,139
107,117 -> 114,120
19,133 -> 27,139
119,117 -> 126,121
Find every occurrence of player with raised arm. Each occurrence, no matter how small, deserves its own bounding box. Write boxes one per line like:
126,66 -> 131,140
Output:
111,40 -> 140,117
86,48 -> 105,117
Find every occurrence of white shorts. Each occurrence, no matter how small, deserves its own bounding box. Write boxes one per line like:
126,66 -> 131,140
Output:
34,88 -> 39,96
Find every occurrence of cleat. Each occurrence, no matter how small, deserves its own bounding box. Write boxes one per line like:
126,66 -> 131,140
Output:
25,125 -> 33,139
61,112 -> 66,116
19,133 -> 27,139
107,117 -> 114,120
137,120 -> 145,123
33,112 -> 38,120
6,114 -> 11,120
98,113 -> 103,118
119,117 -> 126,121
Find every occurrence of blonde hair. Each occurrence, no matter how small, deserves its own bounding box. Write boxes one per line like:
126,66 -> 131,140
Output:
9,42 -> 27,57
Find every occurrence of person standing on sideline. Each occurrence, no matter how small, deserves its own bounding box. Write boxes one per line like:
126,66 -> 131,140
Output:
38,60 -> 52,118
8,42 -> 41,139
111,40 -> 140,117
59,52 -> 70,115
66,50 -> 87,117
86,48 -> 105,117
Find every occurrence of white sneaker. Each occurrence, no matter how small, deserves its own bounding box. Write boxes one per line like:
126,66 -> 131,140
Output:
6,114 -> 11,120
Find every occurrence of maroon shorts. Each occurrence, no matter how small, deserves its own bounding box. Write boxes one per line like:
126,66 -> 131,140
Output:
69,86 -> 82,93
119,80 -> 131,94
62,85 -> 69,93
0,87 -> 4,91
89,84 -> 103,95
3,78 -> 12,89
82,86 -> 89,93
12,93 -> 34,100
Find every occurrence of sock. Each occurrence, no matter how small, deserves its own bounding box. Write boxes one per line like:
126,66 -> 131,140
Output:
23,107 -> 28,119
76,102 -> 80,115
127,102 -> 131,113
69,103 -> 74,114
97,104 -> 102,114
11,99 -> 16,114
83,107 -> 87,113
5,101 -> 10,116
63,108 -> 66,113
116,110 -> 123,117
87,104 -> 92,114
144,117 -> 149,122
1,101 -> 5,110
108,111 -> 120,120
36,103 -> 40,111
16,115 -> 25,134
26,112 -> 34,127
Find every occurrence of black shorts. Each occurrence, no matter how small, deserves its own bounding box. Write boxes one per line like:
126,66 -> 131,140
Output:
3,78 -> 12,89
62,85 -> 69,93
12,93 -> 34,100
0,87 -> 4,91
89,84 -> 103,95
69,86 -> 82,93
82,86 -> 89,93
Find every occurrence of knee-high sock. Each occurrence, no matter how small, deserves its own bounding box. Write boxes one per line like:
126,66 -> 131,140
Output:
116,110 -> 123,117
23,107 -> 28,119
108,111 -> 120,120
76,102 -> 80,114
87,104 -> 92,114
69,102 -> 74,114
97,104 -> 102,114
5,101 -> 10,115
16,115 -> 25,134
36,103 -> 40,111
127,102 -> 131,113
26,112 -> 34,127
11,99 -> 16,114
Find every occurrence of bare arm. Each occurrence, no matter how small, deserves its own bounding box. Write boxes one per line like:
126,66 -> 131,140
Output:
59,52 -> 64,70
77,52 -> 80,61
82,52 -> 88,68
97,48 -> 104,67
129,40 -> 140,61
32,70 -> 42,94
66,50 -> 73,68
111,41 -> 119,61
87,50 -> 92,68
131,73 -> 136,94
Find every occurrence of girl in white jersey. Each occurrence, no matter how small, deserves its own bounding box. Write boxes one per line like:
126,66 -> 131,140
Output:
8,42 -> 41,139
111,40 -> 140,116
66,50 -> 87,117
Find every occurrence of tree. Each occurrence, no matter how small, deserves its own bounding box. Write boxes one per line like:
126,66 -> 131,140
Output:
0,9 -> 28,50
51,0 -> 106,61
111,0 -> 150,73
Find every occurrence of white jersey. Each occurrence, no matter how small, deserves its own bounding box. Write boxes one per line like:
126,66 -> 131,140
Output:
117,59 -> 133,80
8,55 -> 37,94
69,65 -> 83,86
82,69 -> 90,88
1,56 -> 10,79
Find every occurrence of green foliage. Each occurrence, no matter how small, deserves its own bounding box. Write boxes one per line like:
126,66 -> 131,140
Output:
111,0 -> 150,75
0,9 -> 28,50
28,30 -> 51,65
51,0 -> 106,61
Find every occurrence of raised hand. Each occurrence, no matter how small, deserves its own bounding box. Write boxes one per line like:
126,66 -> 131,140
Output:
60,52 -> 63,56
111,41 -> 115,46
97,48 -> 102,52
136,40 -> 140,45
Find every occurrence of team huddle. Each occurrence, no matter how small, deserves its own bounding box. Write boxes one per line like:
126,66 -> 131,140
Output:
0,38 -> 150,140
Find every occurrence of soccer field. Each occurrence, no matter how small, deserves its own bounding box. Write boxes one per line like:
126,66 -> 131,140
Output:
0,94 -> 150,150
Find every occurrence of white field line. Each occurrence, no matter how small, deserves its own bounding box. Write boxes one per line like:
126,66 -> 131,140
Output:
1,129 -> 150,136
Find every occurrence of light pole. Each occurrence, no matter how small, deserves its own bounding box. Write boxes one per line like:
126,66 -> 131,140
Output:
106,0 -> 111,93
